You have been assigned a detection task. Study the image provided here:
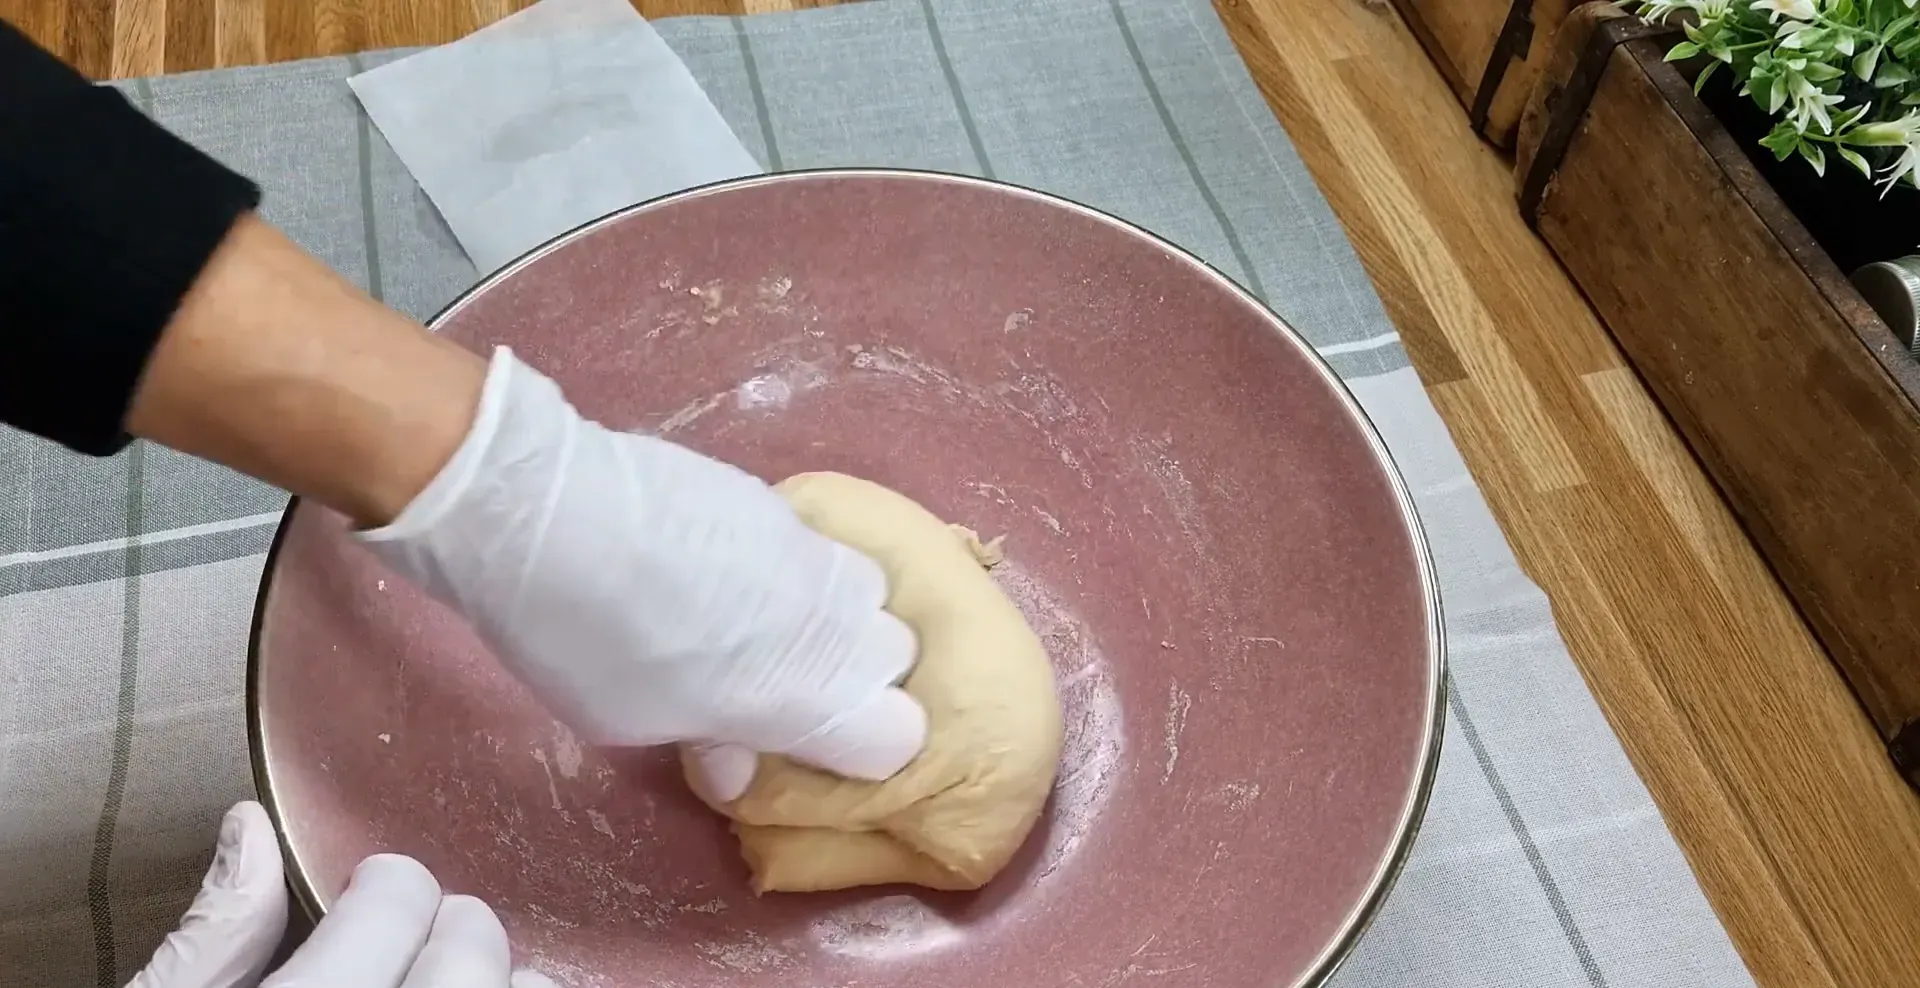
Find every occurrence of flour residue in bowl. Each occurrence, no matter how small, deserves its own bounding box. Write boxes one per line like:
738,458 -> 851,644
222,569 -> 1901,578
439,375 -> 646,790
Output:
810,894 -> 964,960
989,560 -> 1123,880
693,931 -> 795,974
735,353 -> 832,413
1161,682 -> 1192,785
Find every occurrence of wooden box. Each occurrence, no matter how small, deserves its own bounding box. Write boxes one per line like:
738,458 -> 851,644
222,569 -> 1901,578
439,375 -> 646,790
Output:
1515,3 -> 1920,785
1389,0 -> 1573,147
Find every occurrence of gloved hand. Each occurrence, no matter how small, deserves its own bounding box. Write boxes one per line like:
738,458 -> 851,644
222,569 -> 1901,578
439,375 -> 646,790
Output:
360,347 -> 927,801
127,801 -> 554,988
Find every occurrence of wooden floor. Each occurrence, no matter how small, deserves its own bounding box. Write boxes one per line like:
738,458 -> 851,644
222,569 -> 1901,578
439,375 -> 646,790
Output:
10,0 -> 1920,983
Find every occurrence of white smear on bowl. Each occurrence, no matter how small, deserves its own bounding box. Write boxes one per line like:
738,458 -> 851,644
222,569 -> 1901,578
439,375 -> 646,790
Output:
552,728 -> 583,779
991,560 -> 1124,879
1214,781 -> 1263,813
1163,683 -> 1192,784
811,895 -> 962,959
655,392 -> 727,434
694,931 -> 792,973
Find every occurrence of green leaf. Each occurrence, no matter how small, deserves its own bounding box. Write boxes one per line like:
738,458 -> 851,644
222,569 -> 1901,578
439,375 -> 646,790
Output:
1761,122 -> 1803,160
1695,59 -> 1723,95
1666,40 -> 1703,61
1804,60 -> 1847,81
1799,141 -> 1830,175
1840,146 -> 1876,176
1904,89 -> 1920,104
1770,72 -> 1791,112
1780,26 -> 1826,50
1875,61 -> 1918,85
1855,43 -> 1884,80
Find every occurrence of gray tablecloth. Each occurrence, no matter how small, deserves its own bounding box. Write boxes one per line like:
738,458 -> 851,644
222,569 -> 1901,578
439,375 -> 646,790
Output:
0,0 -> 1755,985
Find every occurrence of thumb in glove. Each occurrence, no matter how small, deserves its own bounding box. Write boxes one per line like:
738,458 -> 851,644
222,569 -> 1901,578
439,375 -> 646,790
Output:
125,801 -> 287,988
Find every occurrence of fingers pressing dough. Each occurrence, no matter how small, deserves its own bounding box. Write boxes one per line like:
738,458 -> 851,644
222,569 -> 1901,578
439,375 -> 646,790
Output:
680,471 -> 1064,893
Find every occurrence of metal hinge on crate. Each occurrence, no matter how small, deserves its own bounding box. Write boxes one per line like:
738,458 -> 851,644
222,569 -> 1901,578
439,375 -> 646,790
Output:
1516,12 -> 1677,224
1469,0 -> 1538,136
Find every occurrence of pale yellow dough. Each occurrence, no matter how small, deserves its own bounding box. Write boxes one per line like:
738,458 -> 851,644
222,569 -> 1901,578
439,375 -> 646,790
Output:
681,471 -> 1065,893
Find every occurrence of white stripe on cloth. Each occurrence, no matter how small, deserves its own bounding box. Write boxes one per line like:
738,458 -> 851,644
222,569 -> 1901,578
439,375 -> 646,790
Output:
1318,331 -> 1400,356
0,512 -> 284,570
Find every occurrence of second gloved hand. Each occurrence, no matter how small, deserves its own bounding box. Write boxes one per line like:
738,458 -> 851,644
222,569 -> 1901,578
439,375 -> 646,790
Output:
128,801 -> 553,988
360,347 -> 926,801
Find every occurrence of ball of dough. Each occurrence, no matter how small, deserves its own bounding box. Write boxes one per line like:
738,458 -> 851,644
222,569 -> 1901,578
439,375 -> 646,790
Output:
681,471 -> 1064,893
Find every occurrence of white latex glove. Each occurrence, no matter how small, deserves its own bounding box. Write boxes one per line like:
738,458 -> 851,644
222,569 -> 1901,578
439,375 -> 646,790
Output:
127,801 -> 555,988
361,346 -> 927,801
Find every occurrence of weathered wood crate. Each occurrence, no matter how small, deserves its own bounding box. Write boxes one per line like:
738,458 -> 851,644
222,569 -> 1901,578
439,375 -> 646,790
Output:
1515,3 -> 1920,785
1388,0 -> 1574,147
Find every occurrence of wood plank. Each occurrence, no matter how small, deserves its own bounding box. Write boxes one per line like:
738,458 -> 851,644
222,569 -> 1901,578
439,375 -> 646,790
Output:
308,0 -> 370,56
1385,0 -> 1502,104
1516,13 -> 1920,984
1387,0 -> 1572,146
214,0 -> 263,67
1441,371 -> 1838,984
1213,1 -> 1468,385
1529,25 -> 1920,747
1237,10 -> 1587,493
161,0 -> 213,71
262,0 -> 314,64
109,0 -> 168,77
1234,3 -> 1920,985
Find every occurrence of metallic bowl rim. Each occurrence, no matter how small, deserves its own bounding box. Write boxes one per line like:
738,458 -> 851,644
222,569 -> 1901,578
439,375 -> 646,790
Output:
246,166 -> 1448,988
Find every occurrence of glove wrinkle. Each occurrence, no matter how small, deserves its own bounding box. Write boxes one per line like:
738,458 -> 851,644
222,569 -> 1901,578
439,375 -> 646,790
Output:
360,347 -> 927,781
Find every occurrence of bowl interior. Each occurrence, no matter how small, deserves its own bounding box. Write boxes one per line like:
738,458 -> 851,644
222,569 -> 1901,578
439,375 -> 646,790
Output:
253,172 -> 1438,988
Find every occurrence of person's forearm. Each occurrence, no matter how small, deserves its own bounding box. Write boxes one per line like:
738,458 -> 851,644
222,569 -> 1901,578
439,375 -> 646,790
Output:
126,214 -> 485,528
0,19 -> 479,527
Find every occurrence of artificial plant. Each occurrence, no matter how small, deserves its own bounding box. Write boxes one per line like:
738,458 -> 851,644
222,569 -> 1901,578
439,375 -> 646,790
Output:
1628,0 -> 1920,191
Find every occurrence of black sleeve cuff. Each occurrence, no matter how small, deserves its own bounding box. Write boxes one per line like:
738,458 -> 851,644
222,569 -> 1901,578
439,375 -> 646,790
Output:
0,20 -> 262,456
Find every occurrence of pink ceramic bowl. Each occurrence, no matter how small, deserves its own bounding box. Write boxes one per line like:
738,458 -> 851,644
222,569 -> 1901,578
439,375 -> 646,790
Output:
249,170 -> 1443,988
